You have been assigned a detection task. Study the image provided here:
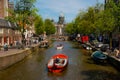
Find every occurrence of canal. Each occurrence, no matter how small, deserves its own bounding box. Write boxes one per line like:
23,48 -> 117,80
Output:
0,41 -> 120,80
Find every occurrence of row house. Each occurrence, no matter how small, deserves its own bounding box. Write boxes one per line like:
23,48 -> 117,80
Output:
0,0 -> 22,46
0,18 -> 22,46
0,0 -> 8,18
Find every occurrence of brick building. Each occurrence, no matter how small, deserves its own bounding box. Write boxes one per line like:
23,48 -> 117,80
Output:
0,0 -> 22,46
0,19 -> 21,46
0,0 -> 8,18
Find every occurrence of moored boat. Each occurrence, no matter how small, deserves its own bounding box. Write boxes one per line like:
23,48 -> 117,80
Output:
86,46 -> 92,50
47,54 -> 68,73
56,44 -> 64,50
91,51 -> 107,63
39,44 -> 49,48
39,41 -> 49,48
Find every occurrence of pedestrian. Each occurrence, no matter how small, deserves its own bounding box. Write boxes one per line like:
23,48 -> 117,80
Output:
4,43 -> 8,51
0,43 -> 2,50
76,34 -> 81,43
114,48 -> 120,58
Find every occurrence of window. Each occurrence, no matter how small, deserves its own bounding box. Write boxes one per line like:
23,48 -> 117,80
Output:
0,28 -> 3,33
8,21 -> 11,27
8,29 -> 10,33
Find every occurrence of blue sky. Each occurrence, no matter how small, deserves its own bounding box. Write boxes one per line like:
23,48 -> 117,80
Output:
35,0 -> 104,23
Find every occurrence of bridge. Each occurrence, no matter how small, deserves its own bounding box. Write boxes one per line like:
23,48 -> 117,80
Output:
48,35 -> 69,41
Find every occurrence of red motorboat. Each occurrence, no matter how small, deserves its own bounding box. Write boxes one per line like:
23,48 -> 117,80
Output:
47,54 -> 68,73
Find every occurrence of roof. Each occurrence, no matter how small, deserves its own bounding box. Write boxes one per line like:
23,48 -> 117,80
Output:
0,19 -> 9,28
0,18 -> 18,29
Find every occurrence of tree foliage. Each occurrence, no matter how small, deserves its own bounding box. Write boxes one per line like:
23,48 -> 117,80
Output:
73,7 -> 96,35
44,19 -> 56,35
34,15 -> 44,35
5,0 -> 38,40
65,2 -> 116,36
104,0 -> 117,32
65,22 -> 75,34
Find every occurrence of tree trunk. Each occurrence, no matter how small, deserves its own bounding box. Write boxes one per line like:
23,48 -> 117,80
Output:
109,32 -> 112,49
118,33 -> 120,52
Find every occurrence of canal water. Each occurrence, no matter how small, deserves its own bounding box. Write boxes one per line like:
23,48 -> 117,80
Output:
0,41 -> 120,80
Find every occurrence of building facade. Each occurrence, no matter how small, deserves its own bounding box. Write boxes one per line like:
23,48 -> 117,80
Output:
0,19 -> 22,46
0,0 -> 22,46
0,0 -> 8,18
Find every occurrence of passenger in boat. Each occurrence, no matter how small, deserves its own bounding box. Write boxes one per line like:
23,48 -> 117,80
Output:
76,34 -> 81,43
60,44 -> 62,46
60,59 -> 64,64
57,44 -> 59,47
52,58 -> 60,69
54,58 -> 59,63
42,31 -> 48,46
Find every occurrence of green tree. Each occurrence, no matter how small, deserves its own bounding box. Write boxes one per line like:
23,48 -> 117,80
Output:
44,19 -> 56,35
114,1 -> 120,32
117,2 -> 120,51
104,0 -> 116,48
94,10 -> 104,35
65,22 -> 75,34
74,10 -> 86,34
14,0 -> 37,38
34,15 -> 44,35
84,7 -> 100,34
94,3 -> 106,35
74,7 -> 96,35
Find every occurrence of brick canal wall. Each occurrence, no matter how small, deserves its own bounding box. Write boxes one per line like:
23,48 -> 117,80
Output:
0,44 -> 39,70
107,55 -> 120,71
82,42 -> 120,71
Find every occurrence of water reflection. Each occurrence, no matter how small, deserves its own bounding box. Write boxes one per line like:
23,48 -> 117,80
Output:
0,41 -> 120,80
81,70 -> 120,80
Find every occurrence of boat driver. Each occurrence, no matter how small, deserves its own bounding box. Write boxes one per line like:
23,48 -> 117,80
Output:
55,58 -> 59,63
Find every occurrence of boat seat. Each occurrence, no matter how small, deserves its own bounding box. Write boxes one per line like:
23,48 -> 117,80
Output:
48,59 -> 54,66
55,59 -> 67,66
62,59 -> 67,66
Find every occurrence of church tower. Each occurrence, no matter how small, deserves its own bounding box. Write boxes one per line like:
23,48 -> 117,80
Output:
58,12 -> 64,24
57,12 -> 65,36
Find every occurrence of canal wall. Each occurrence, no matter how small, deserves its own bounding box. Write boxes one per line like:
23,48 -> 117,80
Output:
0,44 -> 39,71
107,55 -> 120,71
81,42 -> 120,71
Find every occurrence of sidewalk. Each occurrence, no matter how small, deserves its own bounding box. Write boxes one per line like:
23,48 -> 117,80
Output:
0,43 -> 42,70
0,49 -> 25,57
0,43 -> 40,57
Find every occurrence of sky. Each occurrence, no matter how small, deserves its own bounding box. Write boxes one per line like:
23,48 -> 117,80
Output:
35,0 -> 104,23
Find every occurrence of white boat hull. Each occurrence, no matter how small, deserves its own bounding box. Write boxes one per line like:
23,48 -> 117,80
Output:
56,46 -> 63,50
